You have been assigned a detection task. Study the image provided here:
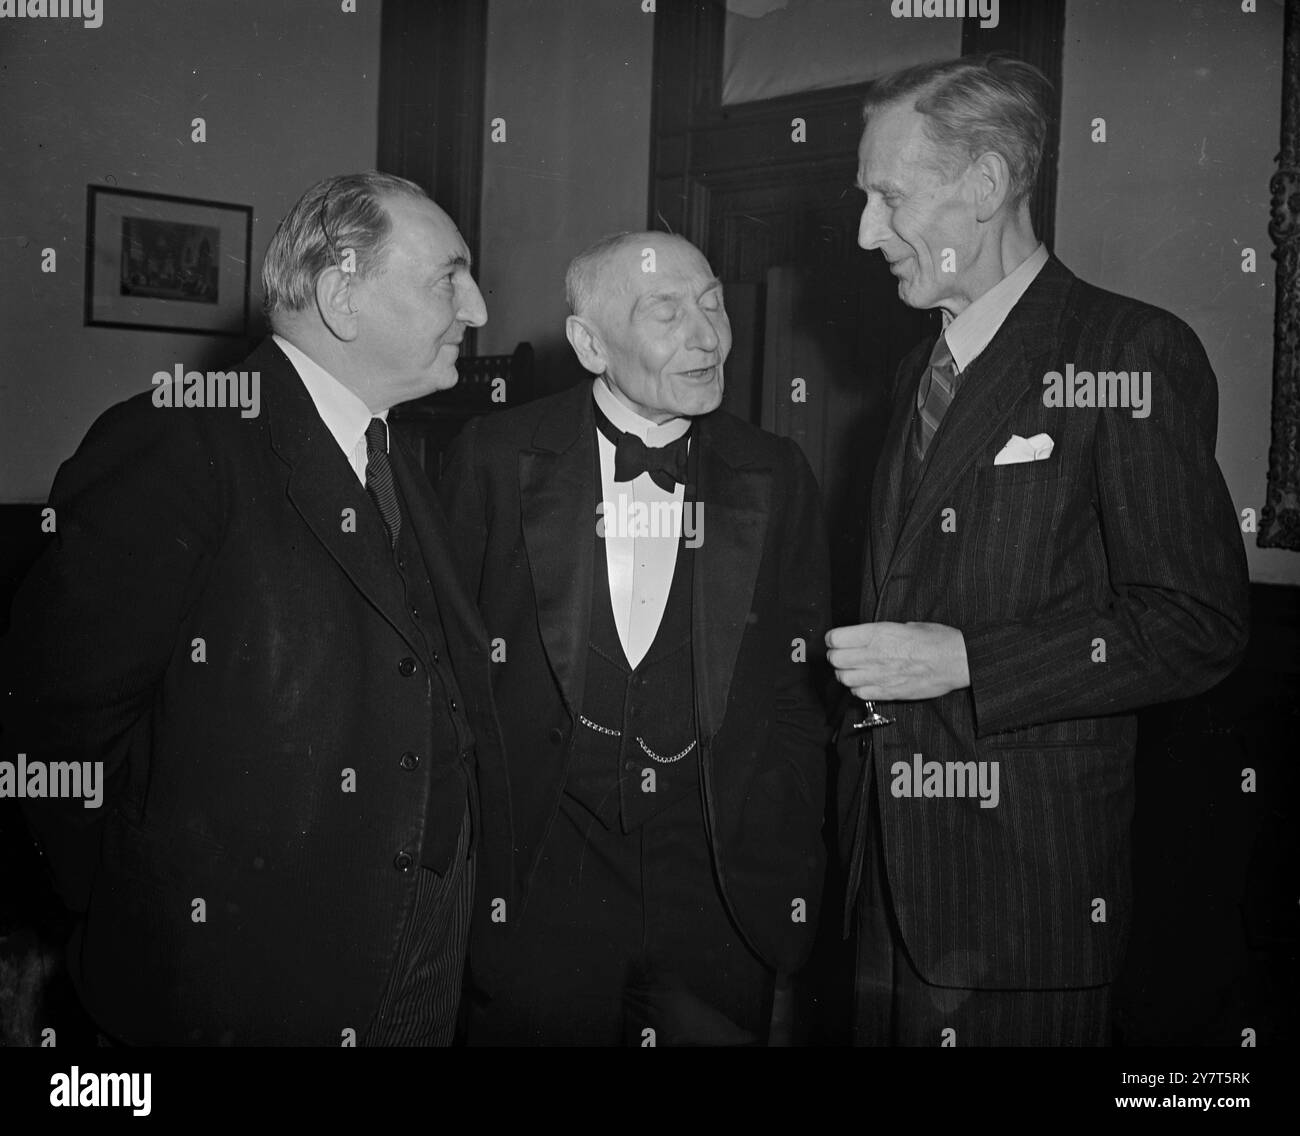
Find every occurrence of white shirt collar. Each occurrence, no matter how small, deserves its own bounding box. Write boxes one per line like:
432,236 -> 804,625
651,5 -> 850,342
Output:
273,334 -> 385,478
943,243 -> 1049,373
592,377 -> 691,445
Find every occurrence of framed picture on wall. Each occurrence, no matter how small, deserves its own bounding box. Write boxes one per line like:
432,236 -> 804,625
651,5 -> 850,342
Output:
84,185 -> 253,336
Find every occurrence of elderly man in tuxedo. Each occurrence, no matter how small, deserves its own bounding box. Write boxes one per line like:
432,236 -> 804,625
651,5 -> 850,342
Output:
439,231 -> 830,1045
828,55 -> 1250,1046
5,172 -> 503,1045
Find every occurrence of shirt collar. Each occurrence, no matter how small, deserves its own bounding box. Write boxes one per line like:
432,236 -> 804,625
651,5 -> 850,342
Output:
591,377 -> 691,446
943,243 -> 1049,374
273,334 -> 385,456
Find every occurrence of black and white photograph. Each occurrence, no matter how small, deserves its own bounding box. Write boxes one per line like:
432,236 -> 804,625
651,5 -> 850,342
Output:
0,0 -> 1293,1119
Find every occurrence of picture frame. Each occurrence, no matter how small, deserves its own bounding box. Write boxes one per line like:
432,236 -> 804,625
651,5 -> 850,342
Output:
84,185 -> 253,336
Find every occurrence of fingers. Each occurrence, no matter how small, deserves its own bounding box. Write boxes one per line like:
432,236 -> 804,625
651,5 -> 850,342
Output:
826,649 -> 869,673
827,622 -> 895,683
849,685 -> 889,702
824,622 -> 881,650
832,660 -> 908,702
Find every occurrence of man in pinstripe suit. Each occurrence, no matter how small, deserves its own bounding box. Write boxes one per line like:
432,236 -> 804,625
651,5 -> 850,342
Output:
827,55 -> 1250,1046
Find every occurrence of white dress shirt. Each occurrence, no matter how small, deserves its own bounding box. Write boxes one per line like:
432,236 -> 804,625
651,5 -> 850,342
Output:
943,243 -> 1049,374
592,378 -> 691,669
273,333 -> 387,483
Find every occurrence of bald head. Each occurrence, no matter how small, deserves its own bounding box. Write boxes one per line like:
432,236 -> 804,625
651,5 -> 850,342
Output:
565,232 -> 712,319
563,231 -> 730,423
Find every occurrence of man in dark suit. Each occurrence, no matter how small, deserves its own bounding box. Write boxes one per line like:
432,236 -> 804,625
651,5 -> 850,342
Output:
439,232 -> 830,1045
4,172 -> 502,1045
827,55 -> 1251,1046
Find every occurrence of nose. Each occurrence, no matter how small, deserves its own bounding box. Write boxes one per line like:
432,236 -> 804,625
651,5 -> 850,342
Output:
858,198 -> 890,251
686,306 -> 721,354
457,273 -> 488,328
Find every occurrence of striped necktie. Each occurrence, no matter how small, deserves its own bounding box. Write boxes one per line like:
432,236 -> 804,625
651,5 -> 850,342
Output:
910,333 -> 958,462
365,417 -> 401,547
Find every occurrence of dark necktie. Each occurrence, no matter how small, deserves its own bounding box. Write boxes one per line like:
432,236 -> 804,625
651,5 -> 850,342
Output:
592,402 -> 690,492
365,417 -> 401,547
910,333 -> 959,462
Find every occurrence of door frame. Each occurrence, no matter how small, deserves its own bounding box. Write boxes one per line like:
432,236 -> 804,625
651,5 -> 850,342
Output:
648,0 -> 1066,249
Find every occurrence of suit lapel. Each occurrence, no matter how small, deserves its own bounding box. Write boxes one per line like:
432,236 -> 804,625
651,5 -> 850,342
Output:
692,414 -> 771,739
263,340 -> 412,640
865,351 -> 927,617
513,386 -> 772,735
390,439 -> 489,660
519,383 -> 597,717
876,258 -> 1075,600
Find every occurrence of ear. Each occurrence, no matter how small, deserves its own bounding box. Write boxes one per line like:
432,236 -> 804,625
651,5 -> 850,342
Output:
971,150 -> 1013,223
314,265 -> 360,341
565,315 -> 609,377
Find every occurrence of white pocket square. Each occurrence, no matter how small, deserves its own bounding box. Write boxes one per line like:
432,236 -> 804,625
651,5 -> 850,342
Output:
993,433 -> 1054,465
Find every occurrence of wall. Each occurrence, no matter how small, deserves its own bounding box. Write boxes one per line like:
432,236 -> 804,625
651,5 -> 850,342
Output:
8,0 -> 1291,586
723,0 -> 960,104
478,3 -> 1297,580
477,0 -> 655,392
1056,0 -> 1292,584
0,0 -> 381,503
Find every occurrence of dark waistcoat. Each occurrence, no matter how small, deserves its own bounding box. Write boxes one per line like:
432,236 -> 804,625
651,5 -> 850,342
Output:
563,488 -> 700,833
389,474 -> 477,870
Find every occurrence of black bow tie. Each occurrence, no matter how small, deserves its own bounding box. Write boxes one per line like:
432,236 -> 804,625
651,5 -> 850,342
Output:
593,401 -> 691,492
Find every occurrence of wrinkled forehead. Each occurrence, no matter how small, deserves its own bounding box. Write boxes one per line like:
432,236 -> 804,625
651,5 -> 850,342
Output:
857,102 -> 938,184
599,237 -> 716,315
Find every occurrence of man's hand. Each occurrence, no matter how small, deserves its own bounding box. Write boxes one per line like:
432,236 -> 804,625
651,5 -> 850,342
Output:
825,621 -> 970,701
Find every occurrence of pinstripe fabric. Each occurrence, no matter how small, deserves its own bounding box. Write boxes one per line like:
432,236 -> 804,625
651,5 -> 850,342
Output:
365,417 -> 401,547
853,763 -> 1110,1046
364,806 -> 474,1046
837,257 -> 1250,999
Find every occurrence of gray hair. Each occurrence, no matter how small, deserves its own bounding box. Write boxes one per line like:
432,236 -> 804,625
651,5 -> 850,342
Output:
261,171 -> 429,319
862,53 -> 1052,206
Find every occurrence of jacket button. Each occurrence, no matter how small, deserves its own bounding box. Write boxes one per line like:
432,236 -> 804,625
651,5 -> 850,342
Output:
624,761 -> 637,771
399,751 -> 420,771
393,851 -> 413,871
398,657 -> 417,676
548,727 -> 564,745
449,699 -> 458,713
